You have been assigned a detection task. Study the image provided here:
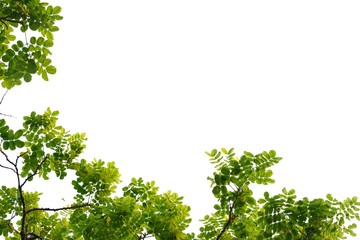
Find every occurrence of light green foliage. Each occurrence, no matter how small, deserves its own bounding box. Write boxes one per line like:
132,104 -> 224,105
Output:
198,148 -> 360,239
0,0 -> 62,89
1,0 -> 359,239
0,109 -> 193,239
67,178 -> 193,240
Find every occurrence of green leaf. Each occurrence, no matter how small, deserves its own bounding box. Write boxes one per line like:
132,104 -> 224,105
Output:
15,140 -> 25,148
24,73 -> 32,82
42,71 -> 49,81
0,119 -> 6,127
30,37 -> 36,44
27,59 -> 37,74
53,6 -> 62,14
221,148 -> 228,154
220,186 -> 227,194
288,189 -> 296,195
2,55 -> 12,62
9,141 -> 15,150
42,58 -> 52,67
8,35 -> 16,41
210,149 -> 217,157
326,193 -> 333,201
43,40 -> 54,47
264,191 -> 270,199
244,151 -> 253,157
3,141 -> 9,150
37,37 -> 45,45
265,170 -> 273,178
269,150 -> 276,158
0,36 -> 7,43
46,65 -> 56,74
214,174 -> 221,185
221,167 -> 230,175
14,130 -> 23,139
212,186 -> 220,195
6,49 -> 15,57
49,26 -> 60,32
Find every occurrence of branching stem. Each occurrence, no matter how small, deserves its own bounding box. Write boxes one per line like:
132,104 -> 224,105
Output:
27,203 -> 90,214
216,187 -> 242,240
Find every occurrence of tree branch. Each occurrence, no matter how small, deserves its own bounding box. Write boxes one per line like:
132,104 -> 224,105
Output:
26,203 -> 90,214
0,90 -> 15,118
21,156 -> 48,188
6,220 -> 20,235
0,16 -> 25,25
14,155 -> 27,240
1,150 -> 16,169
216,187 -> 242,240
0,162 -> 16,173
24,231 -> 42,240
0,90 -> 8,105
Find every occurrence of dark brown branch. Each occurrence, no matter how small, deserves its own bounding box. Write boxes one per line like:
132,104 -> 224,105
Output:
25,232 -> 42,240
1,150 -> 16,168
7,220 -> 20,234
0,16 -> 25,25
0,19 -> 8,29
21,156 -> 48,188
0,163 -> 16,173
15,151 -> 28,166
216,187 -> 242,240
14,156 -> 26,240
26,203 -> 90,214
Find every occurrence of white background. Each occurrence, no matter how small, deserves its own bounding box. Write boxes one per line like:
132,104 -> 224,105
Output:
1,0 -> 360,236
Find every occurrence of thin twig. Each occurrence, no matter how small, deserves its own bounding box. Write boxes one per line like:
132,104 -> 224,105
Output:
0,113 -> 15,118
0,163 -> 16,173
0,90 -> 8,105
26,203 -> 90,214
15,151 -> 28,167
0,91 -> 15,118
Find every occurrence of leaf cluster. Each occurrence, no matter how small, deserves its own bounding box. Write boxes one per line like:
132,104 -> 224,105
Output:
0,0 -> 62,88
198,148 -> 360,239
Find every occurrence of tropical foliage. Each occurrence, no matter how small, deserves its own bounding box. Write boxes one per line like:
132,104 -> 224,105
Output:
0,0 -> 359,239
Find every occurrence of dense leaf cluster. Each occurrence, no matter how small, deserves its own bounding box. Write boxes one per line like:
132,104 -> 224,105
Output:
0,0 -> 62,89
198,148 -> 360,240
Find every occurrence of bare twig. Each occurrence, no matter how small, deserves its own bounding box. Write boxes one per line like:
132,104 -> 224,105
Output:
0,90 -> 8,105
0,163 -> 16,173
0,90 -> 15,118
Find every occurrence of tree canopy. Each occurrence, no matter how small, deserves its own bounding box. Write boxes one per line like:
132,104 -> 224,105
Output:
0,0 -> 359,239
0,0 -> 61,89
